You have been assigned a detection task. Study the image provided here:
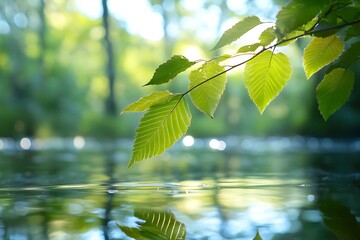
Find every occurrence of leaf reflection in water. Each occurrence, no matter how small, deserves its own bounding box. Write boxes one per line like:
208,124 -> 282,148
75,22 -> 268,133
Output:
118,207 -> 265,240
253,229 -> 263,240
319,199 -> 360,240
118,208 -> 187,240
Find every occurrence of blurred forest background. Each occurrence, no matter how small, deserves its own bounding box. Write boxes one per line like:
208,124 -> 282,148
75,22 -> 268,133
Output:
1,0 -> 359,140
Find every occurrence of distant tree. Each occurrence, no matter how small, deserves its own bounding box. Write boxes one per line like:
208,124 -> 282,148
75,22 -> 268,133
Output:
0,0 -> 87,137
38,0 -> 46,85
101,0 -> 117,116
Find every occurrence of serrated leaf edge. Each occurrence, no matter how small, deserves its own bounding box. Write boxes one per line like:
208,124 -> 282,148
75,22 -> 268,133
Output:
129,95 -> 191,166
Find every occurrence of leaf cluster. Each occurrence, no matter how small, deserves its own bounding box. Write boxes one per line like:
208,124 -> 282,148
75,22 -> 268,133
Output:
123,0 -> 360,166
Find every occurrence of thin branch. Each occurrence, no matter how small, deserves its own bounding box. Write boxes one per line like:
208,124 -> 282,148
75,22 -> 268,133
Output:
307,2 -> 335,32
277,19 -> 360,45
182,19 -> 360,97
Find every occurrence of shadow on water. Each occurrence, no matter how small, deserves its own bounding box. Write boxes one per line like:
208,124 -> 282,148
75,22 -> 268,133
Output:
0,137 -> 359,239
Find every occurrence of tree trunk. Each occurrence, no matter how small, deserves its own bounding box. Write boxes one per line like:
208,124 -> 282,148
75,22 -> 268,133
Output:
38,0 -> 46,85
101,0 -> 117,116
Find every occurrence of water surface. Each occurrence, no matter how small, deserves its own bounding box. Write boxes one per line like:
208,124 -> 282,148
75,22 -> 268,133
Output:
0,137 -> 359,239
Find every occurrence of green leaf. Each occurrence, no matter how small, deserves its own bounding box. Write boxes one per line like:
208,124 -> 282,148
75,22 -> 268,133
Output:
316,68 -> 354,120
321,5 -> 359,26
328,40 -> 360,72
119,209 -> 187,240
259,27 -> 277,46
276,30 -> 303,46
313,23 -> 340,38
136,209 -> 187,240
213,54 -> 232,62
277,19 -> 317,46
345,22 -> 360,41
236,28 -> 276,53
332,6 -> 360,24
189,61 -> 227,117
121,91 -> 174,113
276,0 -> 330,35
237,43 -> 262,53
118,226 -> 144,239
130,95 -> 191,166
253,230 -> 263,240
244,50 -> 292,114
211,16 -> 262,50
355,0 -> 360,7
144,55 -> 196,86
319,199 -> 360,240
303,35 -> 344,79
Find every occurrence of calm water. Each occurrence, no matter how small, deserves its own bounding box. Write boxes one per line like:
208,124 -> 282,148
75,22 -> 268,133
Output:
0,137 -> 359,240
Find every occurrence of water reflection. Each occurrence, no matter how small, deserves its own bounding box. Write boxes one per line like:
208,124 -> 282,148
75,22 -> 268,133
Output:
73,136 -> 86,150
182,135 -> 194,147
19,137 -> 32,150
0,138 -> 359,239
118,208 -> 187,239
319,199 -> 360,239
103,152 -> 116,240
209,138 -> 227,151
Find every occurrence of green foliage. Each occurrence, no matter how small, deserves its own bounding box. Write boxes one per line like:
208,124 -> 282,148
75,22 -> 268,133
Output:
275,0 -> 330,35
123,0 -> 360,166
189,61 -> 227,117
129,95 -> 191,166
244,50 -> 292,114
303,35 -> 344,79
237,43 -> 262,53
237,27 -> 277,53
144,55 -> 196,86
328,40 -> 360,71
211,16 -> 262,50
259,27 -> 277,46
122,91 -> 174,112
317,68 -> 354,120
319,199 -> 360,240
118,209 -> 187,240
345,22 -> 360,39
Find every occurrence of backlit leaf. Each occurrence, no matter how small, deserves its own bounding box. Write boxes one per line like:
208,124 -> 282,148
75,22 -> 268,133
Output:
122,91 -> 174,113
303,35 -> 344,79
212,16 -> 262,50
144,55 -> 196,86
277,30 -> 303,46
189,61 -> 227,117
213,54 -> 232,62
276,0 -> 330,35
327,40 -> 360,73
277,19 -> 317,46
244,50 -> 292,114
316,68 -> 354,120
237,43 -> 262,53
130,95 -> 191,166
237,28 -> 276,53
259,27 -> 277,46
